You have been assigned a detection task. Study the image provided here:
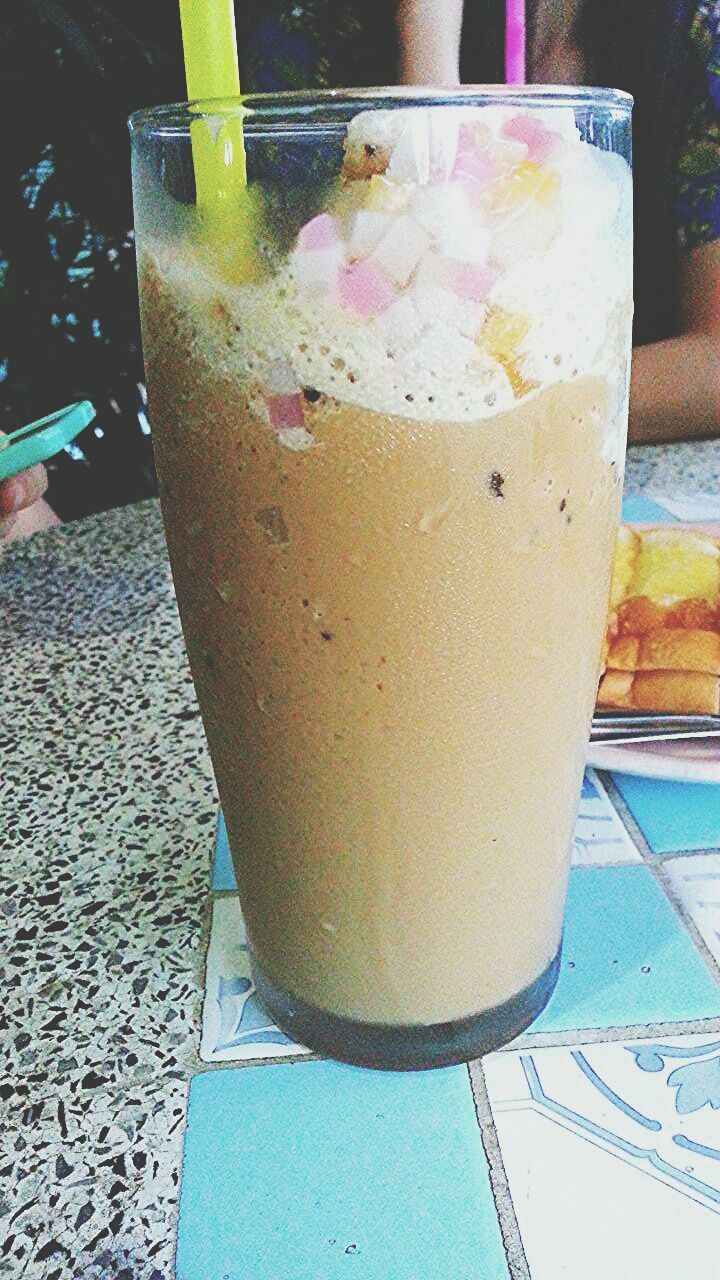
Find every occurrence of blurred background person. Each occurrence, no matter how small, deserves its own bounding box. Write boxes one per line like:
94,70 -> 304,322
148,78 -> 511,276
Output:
399,0 -> 720,445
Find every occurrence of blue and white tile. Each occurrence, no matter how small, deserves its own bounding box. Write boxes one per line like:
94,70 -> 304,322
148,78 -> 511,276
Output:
532,865 -> 720,1033
177,1060 -> 509,1280
652,493 -> 720,523
572,770 -> 641,866
620,494 -> 675,524
484,1034 -> 720,1280
212,811 -> 236,890
611,773 -> 720,853
662,854 -> 720,972
200,896 -> 310,1063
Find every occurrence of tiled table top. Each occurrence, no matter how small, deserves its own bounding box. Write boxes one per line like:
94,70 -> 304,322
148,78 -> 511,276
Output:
3,461 -> 720,1279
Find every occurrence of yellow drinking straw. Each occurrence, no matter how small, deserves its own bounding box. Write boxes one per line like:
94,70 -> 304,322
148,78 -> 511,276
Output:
178,0 -> 259,280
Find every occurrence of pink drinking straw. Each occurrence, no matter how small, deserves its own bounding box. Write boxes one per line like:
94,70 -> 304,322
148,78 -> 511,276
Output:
505,0 -> 527,84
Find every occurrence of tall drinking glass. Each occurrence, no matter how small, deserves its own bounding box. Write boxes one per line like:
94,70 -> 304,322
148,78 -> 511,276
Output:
130,88 -> 633,1068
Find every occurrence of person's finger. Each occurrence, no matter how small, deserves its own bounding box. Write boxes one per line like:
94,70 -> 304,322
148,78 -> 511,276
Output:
0,510 -> 18,539
0,463 -> 49,516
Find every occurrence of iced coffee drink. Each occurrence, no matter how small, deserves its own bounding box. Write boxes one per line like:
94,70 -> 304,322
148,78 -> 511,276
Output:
131,90 -> 632,1067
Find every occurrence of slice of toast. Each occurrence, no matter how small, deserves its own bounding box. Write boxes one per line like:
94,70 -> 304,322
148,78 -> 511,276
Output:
606,628 -> 720,674
598,524 -> 720,714
598,669 -> 720,715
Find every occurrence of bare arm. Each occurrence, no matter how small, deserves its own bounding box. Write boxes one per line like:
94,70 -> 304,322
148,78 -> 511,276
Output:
396,0 -> 464,85
628,241 -> 720,443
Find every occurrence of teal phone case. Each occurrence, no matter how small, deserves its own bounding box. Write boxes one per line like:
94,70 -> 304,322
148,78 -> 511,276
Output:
0,401 -> 96,482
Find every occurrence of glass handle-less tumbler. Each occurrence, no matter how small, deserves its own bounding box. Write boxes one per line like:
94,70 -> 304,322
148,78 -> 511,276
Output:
130,87 -> 632,1069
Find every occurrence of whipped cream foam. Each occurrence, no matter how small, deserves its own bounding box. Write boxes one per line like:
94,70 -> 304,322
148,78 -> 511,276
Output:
144,104 -> 632,434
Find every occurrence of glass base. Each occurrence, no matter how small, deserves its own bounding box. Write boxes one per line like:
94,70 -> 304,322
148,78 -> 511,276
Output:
251,945 -> 562,1070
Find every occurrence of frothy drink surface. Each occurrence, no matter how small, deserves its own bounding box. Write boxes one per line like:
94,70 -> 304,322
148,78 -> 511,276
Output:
138,103 -> 630,1028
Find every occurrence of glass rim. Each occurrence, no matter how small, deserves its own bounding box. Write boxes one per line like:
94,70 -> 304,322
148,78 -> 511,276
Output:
129,83 -> 632,134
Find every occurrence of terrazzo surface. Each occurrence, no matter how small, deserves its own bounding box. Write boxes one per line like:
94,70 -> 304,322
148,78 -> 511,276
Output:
2,434 -> 720,1279
2,503 -> 216,1278
624,438 -> 720,497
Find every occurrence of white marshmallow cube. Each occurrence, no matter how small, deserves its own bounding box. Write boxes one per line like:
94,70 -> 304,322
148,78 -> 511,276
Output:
370,214 -> 431,287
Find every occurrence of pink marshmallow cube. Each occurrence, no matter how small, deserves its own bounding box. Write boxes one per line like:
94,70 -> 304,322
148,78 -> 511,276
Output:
456,123 -> 480,153
266,393 -> 305,429
501,114 -> 558,164
297,212 -> 340,252
449,261 -> 497,303
338,260 -> 397,316
452,149 -> 495,191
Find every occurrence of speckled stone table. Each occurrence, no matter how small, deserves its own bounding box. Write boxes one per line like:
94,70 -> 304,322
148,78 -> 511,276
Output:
2,437 -> 720,1279
2,502 -> 217,1278
624,437 -> 720,498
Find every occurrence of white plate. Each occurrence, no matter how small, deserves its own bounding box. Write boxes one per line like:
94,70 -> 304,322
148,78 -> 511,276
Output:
586,737 -> 720,784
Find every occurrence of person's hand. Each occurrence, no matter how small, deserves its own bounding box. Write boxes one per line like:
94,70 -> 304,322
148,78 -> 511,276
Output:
0,460 -> 60,542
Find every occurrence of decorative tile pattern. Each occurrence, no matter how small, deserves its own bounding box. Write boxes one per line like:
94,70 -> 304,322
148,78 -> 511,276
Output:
620,495 -> 675,524
572,770 -> 642,865
177,1061 -> 509,1280
532,866 -> 720,1033
662,855 -> 720,971
200,897 -> 311,1062
611,774 -> 720,854
656,493 -> 720,522
484,1035 -> 720,1279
